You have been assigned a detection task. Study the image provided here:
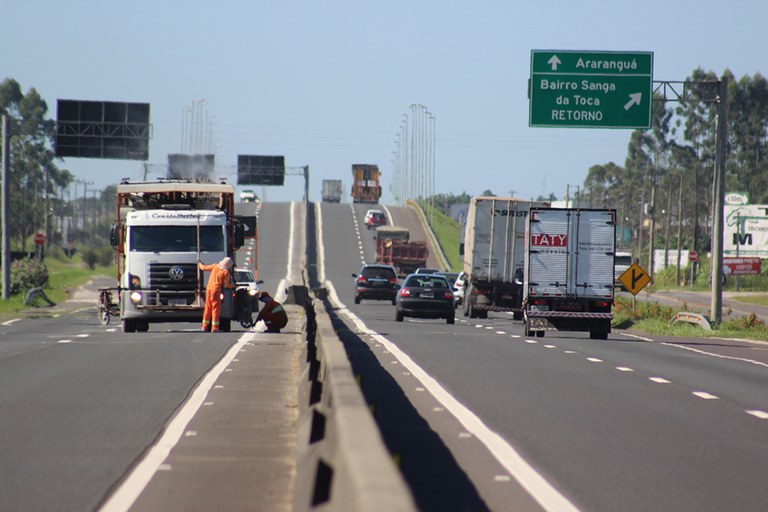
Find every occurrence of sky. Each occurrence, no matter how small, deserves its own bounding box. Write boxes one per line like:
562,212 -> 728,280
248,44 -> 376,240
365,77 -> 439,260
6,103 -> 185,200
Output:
2,0 -> 765,204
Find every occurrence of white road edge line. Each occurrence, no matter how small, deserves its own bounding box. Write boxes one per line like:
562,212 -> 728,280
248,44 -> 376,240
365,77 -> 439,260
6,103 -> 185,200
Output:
315,204 -> 579,512
1,318 -> 21,326
662,342 -> 768,369
99,332 -> 258,512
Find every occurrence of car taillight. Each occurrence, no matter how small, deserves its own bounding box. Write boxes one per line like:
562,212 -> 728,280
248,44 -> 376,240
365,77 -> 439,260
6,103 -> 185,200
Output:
443,291 -> 454,299
357,276 -> 366,283
388,277 -> 397,284
399,288 -> 411,297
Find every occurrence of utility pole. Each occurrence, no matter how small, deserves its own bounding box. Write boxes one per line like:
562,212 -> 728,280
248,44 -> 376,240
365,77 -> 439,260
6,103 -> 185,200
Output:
2,115 -> 10,299
710,77 -> 729,325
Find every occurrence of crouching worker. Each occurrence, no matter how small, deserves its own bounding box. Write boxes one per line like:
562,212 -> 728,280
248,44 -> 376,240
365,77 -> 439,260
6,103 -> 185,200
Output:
198,257 -> 235,332
255,291 -> 288,333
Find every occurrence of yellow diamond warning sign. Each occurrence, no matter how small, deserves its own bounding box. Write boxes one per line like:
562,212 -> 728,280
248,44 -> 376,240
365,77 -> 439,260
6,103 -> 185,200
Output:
619,262 -> 651,295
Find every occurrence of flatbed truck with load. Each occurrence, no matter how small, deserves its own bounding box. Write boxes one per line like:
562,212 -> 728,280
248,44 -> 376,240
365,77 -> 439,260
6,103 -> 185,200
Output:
462,196 -> 548,320
108,178 -> 245,333
523,207 -> 616,339
375,226 -> 429,276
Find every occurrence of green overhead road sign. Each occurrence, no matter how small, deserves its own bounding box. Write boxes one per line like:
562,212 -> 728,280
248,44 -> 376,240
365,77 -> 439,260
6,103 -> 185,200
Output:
529,50 -> 653,129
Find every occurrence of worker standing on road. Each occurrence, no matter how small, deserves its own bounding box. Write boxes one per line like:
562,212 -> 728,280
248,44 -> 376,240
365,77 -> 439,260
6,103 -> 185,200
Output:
198,257 -> 235,332
255,291 -> 288,333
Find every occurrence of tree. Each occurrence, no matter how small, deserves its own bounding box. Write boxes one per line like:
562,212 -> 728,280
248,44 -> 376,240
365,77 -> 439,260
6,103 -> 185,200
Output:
0,78 -> 72,250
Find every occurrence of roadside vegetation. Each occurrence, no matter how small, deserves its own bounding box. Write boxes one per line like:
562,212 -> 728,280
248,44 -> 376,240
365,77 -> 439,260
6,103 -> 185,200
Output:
422,204 -> 462,272
0,245 -> 114,318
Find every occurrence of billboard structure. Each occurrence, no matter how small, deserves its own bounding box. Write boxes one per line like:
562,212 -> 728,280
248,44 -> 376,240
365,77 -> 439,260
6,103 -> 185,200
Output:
724,204 -> 768,258
55,100 -> 150,160
237,155 -> 285,186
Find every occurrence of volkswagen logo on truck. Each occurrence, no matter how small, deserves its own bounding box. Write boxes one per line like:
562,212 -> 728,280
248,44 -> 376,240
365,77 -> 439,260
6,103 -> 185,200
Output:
169,266 -> 185,281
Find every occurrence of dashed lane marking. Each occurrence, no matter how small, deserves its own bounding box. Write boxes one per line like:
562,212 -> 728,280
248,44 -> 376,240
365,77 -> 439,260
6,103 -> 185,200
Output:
692,392 -> 719,400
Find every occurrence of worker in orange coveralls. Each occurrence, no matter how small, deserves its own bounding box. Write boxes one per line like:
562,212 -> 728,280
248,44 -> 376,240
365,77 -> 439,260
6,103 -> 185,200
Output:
255,291 -> 288,333
198,257 -> 235,332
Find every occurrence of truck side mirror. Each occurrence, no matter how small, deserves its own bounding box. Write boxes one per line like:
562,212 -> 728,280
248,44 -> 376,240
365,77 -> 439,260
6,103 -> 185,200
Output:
234,222 -> 245,249
109,221 -> 120,248
459,243 -> 464,257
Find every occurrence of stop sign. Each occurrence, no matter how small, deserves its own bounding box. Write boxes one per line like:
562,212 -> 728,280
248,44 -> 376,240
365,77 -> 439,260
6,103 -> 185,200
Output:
34,233 -> 46,245
688,250 -> 698,262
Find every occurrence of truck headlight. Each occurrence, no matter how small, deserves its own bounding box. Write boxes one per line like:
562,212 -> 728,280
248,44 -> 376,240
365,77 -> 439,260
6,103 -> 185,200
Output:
130,291 -> 142,303
248,289 -> 258,296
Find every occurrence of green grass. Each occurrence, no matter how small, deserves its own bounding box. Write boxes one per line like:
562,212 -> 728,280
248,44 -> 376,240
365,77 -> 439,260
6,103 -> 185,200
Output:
729,294 -> 768,306
423,205 -> 462,271
0,254 -> 114,318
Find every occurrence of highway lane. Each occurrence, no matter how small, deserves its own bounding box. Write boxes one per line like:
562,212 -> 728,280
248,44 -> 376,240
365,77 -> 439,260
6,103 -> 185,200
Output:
318,201 -> 768,511
0,202 -> 295,512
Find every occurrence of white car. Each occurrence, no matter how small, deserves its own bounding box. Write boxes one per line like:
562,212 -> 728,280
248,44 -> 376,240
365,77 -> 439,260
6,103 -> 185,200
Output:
452,271 -> 467,307
234,267 -> 262,310
364,209 -> 387,229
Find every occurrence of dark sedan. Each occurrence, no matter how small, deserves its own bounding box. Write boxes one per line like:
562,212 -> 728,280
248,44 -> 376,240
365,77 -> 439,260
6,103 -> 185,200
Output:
395,273 -> 455,324
352,264 -> 400,304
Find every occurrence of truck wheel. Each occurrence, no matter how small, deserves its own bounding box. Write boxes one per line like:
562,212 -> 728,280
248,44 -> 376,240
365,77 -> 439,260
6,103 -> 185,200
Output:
536,331 -> 545,338
122,319 -> 137,333
513,311 -> 523,321
590,331 -> 608,340
479,310 -> 488,319
136,321 -> 149,332
523,320 -> 534,338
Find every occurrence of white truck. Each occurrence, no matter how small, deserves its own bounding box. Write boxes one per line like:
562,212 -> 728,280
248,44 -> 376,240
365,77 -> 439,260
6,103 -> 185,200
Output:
109,179 -> 245,333
523,207 -> 616,339
462,196 -> 549,320
321,179 -> 343,203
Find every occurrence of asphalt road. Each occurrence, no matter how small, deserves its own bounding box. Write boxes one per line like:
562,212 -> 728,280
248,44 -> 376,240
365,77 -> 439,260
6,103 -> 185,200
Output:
0,201 -> 299,512
317,201 -> 768,512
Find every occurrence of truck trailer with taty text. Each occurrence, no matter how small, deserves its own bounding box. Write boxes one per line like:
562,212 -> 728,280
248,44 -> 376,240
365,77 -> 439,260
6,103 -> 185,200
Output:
523,207 -> 616,339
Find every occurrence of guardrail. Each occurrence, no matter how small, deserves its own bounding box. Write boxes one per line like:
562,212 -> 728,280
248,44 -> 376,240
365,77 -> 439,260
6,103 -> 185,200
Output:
405,199 -> 450,271
292,288 -> 417,512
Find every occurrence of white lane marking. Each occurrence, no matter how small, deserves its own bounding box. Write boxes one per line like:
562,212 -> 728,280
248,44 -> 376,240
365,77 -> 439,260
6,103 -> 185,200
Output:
621,332 -> 654,342
320,270 -> 578,510
525,339 -> 538,344
649,377 -> 671,384
616,367 -> 635,372
587,357 -> 603,363
510,335 -> 521,339
544,345 -> 557,349
100,332 -> 258,512
1,318 -> 21,326
662,342 -> 768,369
692,392 -> 719,400
77,334 -> 89,338
58,339 -> 72,344
496,331 -> 506,335
746,410 -> 768,419
564,350 -> 577,354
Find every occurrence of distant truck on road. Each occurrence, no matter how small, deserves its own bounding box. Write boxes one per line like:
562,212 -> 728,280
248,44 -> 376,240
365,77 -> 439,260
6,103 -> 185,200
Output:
462,196 -> 548,320
351,164 -> 381,203
321,179 -> 343,203
523,207 -> 616,339
375,226 -> 429,276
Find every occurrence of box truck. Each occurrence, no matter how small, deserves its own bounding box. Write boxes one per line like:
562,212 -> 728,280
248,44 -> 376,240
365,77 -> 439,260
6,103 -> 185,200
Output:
523,208 -> 616,339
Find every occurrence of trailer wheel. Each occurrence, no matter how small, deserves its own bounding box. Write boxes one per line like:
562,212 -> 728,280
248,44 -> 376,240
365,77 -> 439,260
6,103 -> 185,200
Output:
137,321 -> 149,332
513,311 -> 523,321
590,331 -> 608,340
478,310 -> 488,319
523,319 -> 534,338
536,331 -> 545,338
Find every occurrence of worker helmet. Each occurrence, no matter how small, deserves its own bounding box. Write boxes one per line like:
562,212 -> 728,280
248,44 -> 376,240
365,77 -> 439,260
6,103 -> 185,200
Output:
259,291 -> 271,302
219,257 -> 234,270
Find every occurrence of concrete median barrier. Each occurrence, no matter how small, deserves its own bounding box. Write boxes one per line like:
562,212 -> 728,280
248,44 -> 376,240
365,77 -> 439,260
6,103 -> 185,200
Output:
293,289 -> 417,512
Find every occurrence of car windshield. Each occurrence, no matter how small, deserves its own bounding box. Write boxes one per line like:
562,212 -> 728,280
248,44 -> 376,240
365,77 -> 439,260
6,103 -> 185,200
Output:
406,276 -> 448,289
235,270 -> 254,282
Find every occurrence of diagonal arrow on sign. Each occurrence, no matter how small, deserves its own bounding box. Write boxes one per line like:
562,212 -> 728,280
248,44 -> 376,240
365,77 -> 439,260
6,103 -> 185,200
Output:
624,93 -> 642,110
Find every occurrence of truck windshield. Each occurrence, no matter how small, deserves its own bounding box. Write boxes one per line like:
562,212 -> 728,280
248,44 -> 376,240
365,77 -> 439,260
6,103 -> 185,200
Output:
129,225 -> 224,252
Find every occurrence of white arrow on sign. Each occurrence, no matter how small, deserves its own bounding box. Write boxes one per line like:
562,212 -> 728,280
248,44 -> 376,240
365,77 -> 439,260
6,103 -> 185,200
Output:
624,93 -> 642,110
548,55 -> 561,71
